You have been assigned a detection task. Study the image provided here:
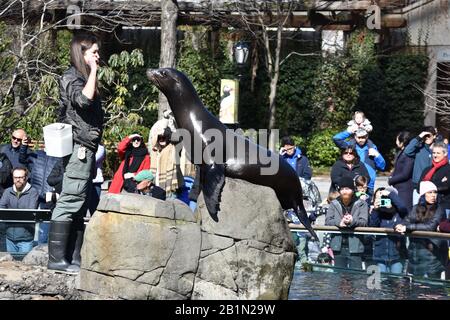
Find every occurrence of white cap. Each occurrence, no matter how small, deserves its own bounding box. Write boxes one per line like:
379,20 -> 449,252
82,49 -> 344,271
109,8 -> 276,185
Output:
419,181 -> 437,197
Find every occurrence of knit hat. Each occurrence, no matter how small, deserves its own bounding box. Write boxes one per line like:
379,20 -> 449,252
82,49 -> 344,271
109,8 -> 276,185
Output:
338,176 -> 355,191
355,128 -> 368,137
419,181 -> 437,197
134,170 -> 154,182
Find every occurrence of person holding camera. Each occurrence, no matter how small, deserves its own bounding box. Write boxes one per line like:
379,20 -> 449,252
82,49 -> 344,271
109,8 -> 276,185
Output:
109,133 -> 150,194
369,187 -> 408,274
404,126 -> 437,206
395,181 -> 447,278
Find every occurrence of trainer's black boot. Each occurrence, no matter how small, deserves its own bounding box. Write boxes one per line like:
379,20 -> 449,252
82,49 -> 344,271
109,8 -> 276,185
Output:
47,221 -> 79,274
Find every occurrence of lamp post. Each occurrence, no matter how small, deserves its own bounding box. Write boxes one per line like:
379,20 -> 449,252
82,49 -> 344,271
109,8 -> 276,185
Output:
233,41 -> 250,79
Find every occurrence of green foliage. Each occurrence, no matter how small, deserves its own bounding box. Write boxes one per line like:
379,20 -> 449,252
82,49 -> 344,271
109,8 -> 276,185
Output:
306,129 -> 340,168
15,75 -> 60,142
311,56 -> 360,129
56,30 -> 72,69
0,22 -> 14,77
276,55 -> 321,136
98,48 -> 158,142
177,39 -> 223,116
355,54 -> 428,163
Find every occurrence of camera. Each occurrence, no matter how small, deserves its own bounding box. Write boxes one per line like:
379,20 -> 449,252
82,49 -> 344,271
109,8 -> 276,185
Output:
380,197 -> 391,207
315,206 -> 328,216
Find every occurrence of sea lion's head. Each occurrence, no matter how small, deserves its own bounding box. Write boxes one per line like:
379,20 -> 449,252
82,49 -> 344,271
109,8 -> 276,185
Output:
146,68 -> 195,99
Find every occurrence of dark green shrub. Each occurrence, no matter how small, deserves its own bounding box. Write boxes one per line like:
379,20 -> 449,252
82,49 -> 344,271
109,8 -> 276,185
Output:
306,129 -> 340,168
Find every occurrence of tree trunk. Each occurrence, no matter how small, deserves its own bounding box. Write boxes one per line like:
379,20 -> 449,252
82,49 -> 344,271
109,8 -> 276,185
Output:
158,0 -> 178,119
267,24 -> 283,152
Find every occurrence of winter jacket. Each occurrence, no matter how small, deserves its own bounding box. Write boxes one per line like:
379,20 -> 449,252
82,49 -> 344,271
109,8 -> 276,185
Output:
0,143 -> 30,169
404,137 -> 432,190
281,147 -> 312,180
325,197 -> 369,253
0,153 -> 12,196
19,145 -> 60,203
58,66 -> 104,151
0,183 -> 39,242
332,130 -> 386,191
108,136 -> 151,194
329,159 -> 370,193
369,192 -> 408,263
419,163 -> 450,210
403,204 -> 447,275
388,149 -> 414,212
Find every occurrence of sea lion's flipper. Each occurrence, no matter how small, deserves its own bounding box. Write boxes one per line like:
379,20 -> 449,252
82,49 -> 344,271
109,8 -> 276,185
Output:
201,163 -> 225,218
293,207 -> 319,242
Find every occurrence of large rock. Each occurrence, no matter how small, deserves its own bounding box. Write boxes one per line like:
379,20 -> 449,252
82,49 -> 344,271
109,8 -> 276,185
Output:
192,178 -> 296,300
78,194 -> 201,300
78,178 -> 296,300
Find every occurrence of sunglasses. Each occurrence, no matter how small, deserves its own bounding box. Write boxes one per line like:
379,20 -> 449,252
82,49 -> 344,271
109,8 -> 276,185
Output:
132,137 -> 142,142
11,136 -> 22,142
343,151 -> 354,155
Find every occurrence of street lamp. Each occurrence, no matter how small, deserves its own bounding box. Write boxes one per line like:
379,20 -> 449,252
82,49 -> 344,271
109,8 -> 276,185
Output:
233,41 -> 250,78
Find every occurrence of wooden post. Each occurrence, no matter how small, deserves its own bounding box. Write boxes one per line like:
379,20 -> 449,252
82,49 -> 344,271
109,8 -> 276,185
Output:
158,0 -> 178,119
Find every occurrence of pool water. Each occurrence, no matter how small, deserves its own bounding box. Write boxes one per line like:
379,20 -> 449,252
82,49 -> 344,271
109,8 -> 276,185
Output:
289,268 -> 450,300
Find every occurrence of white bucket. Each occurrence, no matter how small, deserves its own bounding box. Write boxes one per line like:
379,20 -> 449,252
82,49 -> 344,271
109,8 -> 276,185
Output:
43,123 -> 73,157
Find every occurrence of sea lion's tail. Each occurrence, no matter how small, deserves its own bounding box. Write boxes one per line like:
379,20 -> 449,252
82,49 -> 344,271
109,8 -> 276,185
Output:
293,205 -> 319,242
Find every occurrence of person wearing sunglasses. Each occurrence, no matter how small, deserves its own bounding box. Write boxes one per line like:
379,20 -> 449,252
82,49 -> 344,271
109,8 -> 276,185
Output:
333,127 -> 386,198
330,146 -> 369,194
0,128 -> 28,170
109,133 -> 150,194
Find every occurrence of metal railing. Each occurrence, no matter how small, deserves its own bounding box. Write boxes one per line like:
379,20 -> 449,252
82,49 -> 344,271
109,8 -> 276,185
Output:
289,224 -> 450,283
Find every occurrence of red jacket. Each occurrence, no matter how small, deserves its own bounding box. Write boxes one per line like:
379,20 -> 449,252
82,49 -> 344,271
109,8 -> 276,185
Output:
108,136 -> 150,194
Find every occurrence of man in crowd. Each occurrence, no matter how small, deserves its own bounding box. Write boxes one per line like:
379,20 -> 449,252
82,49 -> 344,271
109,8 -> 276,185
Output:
325,176 -> 369,269
333,127 -> 386,197
280,136 -> 312,180
0,128 -> 29,170
0,167 -> 39,254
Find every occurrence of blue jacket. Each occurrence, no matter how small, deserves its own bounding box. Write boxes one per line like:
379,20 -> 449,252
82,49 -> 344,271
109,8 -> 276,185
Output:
332,130 -> 386,191
369,192 -> 408,263
0,183 -> 39,242
281,147 -> 312,180
0,143 -> 29,171
19,145 -> 61,204
403,137 -> 432,189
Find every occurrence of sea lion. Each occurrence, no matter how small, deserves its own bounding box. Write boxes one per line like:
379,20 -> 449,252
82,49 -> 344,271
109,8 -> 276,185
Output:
146,68 -> 317,240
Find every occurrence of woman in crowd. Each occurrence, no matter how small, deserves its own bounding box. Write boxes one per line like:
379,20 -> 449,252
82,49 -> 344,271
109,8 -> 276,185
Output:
369,187 -> 408,274
330,146 -> 369,193
109,133 -> 150,194
395,181 -> 447,279
388,131 -> 414,212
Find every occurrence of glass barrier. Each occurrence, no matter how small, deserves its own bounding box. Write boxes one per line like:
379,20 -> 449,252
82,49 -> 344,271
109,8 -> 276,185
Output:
289,225 -> 450,285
